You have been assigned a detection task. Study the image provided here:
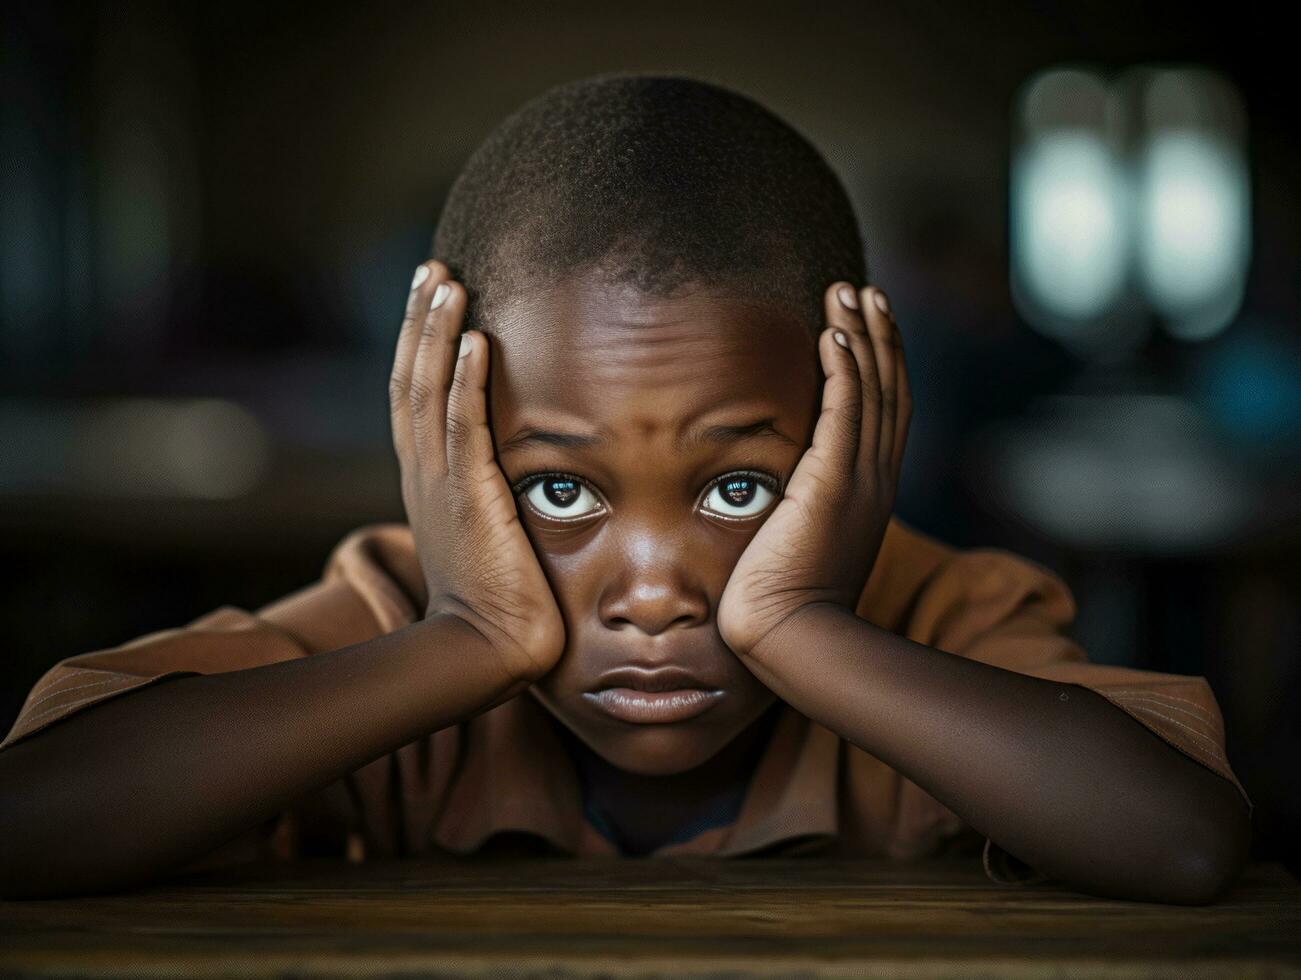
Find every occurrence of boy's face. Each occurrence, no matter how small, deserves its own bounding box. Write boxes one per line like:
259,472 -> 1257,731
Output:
487,270 -> 823,776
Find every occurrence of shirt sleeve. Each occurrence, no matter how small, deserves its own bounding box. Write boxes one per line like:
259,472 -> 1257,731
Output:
0,601 -> 309,754
0,574 -> 383,871
885,544 -> 1252,887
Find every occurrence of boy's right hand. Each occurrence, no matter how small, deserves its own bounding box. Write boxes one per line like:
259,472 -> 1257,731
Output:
389,261 -> 566,682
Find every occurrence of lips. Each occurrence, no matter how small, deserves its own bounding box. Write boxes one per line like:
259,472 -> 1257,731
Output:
584,687 -> 725,724
589,664 -> 718,693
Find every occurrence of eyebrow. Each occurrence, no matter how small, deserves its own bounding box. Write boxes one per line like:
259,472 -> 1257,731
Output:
497,417 -> 800,456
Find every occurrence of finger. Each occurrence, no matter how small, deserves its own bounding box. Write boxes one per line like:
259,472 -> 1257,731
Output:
824,282 -> 880,474
891,315 -> 912,478
445,329 -> 500,484
390,260 -> 449,461
863,286 -> 897,472
789,323 -> 863,504
408,272 -> 464,475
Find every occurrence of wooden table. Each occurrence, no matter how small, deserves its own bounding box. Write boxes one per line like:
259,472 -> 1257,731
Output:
3,858 -> 1298,978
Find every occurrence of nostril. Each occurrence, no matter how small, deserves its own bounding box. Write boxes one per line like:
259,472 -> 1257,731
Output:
600,590 -> 710,635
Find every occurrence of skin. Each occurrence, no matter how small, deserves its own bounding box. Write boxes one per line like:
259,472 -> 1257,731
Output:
480,272 -> 825,848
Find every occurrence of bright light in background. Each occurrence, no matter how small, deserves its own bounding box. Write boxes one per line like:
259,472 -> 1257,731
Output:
1010,64 -> 1251,357
1136,69 -> 1250,342
1009,68 -> 1139,358
1012,130 -> 1128,321
998,65 -> 1260,553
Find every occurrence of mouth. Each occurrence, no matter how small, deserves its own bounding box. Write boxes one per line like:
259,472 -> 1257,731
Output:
590,664 -> 717,693
583,687 -> 725,724
585,663 -> 725,724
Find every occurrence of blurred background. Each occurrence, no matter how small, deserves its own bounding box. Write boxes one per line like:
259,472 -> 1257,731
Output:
2,0 -> 1297,875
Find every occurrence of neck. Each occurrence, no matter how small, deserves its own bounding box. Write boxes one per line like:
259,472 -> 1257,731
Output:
553,701 -> 784,852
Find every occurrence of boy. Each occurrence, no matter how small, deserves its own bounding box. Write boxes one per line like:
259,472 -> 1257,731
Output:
0,73 -> 1251,903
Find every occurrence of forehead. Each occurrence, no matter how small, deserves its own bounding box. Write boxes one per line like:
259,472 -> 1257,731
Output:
487,274 -> 819,443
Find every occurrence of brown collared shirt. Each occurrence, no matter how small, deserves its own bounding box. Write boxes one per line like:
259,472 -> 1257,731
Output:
0,518 -> 1252,885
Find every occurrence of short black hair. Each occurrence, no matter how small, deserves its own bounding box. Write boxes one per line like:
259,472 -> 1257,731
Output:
431,71 -> 867,339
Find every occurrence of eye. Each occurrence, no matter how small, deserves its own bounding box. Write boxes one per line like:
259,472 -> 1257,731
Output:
510,468 -> 782,524
513,472 -> 604,522
701,470 -> 780,521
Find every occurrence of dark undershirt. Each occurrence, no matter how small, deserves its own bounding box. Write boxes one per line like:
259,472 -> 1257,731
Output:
561,701 -> 784,856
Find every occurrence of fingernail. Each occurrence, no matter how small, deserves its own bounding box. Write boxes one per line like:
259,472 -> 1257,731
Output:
458,333 -> 471,358
833,331 -> 849,348
411,265 -> 430,290
430,282 -> 450,310
873,289 -> 890,314
837,285 -> 859,310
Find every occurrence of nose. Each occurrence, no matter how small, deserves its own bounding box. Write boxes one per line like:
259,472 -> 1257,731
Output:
601,579 -> 709,635
598,531 -> 710,636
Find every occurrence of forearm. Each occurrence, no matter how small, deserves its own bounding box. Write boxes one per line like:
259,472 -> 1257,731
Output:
745,602 -> 1250,904
0,613 -> 530,899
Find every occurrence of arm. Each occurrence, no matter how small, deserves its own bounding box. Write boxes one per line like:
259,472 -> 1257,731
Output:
0,612 -> 534,900
0,260 -> 568,902
743,602 -> 1252,905
716,282 -> 1248,906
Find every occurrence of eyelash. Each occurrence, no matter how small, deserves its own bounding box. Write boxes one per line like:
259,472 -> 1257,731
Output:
509,468 -> 784,521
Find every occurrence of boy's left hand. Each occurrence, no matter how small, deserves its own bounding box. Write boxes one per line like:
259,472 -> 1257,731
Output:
717,283 -> 911,662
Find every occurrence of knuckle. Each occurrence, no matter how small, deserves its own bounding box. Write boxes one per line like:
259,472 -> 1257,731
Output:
445,412 -> 471,450
408,377 -> 437,415
470,464 -> 504,496
835,404 -> 861,445
419,309 -> 444,337
860,379 -> 881,408
410,409 -> 438,444
447,369 -> 466,407
389,374 -> 410,406
444,484 -> 474,524
837,420 -> 860,452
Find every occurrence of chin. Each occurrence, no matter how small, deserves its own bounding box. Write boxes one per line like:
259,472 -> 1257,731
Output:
586,727 -> 733,776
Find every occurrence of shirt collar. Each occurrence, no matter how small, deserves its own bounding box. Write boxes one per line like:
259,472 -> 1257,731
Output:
429,688 -> 842,858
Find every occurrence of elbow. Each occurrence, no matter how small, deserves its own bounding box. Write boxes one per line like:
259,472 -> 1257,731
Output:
1166,852 -> 1244,907
1167,806 -> 1252,906
1077,801 -> 1253,906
